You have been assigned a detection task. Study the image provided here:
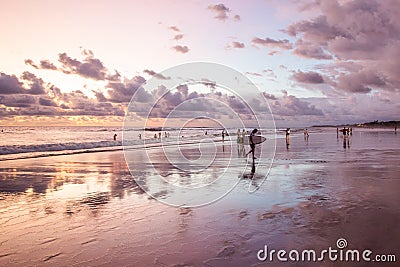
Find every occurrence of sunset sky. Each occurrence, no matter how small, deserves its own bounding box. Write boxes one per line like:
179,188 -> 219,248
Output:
1,0 -> 399,127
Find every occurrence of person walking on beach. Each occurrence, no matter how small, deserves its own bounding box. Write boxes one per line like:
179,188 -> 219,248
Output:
113,133 -> 117,141
246,129 -> 258,160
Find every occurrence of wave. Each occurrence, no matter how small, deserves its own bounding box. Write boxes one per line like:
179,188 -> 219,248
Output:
0,140 -> 124,156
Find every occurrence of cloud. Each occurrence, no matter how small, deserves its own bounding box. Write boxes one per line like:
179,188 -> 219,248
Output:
293,40 -> 332,59
0,72 -> 47,95
292,70 -> 325,84
172,45 -> 189,53
251,37 -> 292,49
168,26 -> 180,32
269,90 -> 324,116
283,0 -> 400,93
245,72 -> 262,77
25,50 -> 121,81
232,41 -> 245,48
106,76 -> 147,103
0,95 -> 36,107
0,73 -> 25,94
208,3 -> 230,21
173,34 -> 184,41
233,14 -> 241,21
143,69 -> 170,80
39,59 -> 58,70
38,97 -> 57,107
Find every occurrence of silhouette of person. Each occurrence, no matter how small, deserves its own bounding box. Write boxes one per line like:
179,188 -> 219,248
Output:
246,129 -> 258,159
113,133 -> 117,141
304,128 -> 309,141
285,128 -> 290,149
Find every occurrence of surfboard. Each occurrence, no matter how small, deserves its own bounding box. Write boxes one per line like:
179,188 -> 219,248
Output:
242,135 -> 266,145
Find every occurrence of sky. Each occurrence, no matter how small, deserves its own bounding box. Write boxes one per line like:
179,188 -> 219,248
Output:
0,0 -> 399,127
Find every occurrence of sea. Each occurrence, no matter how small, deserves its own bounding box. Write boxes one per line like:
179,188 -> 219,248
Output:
0,126 -> 292,161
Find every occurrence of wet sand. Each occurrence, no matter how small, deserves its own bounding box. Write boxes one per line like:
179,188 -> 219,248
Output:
0,129 -> 399,266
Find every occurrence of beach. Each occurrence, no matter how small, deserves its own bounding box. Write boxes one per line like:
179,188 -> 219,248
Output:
0,128 -> 399,266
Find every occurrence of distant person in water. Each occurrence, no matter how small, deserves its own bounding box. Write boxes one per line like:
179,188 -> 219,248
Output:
395,125 -> 397,134
205,130 -> 207,135
237,129 -> 241,143
138,133 -> 142,139
285,128 -> 290,149
222,130 -> 225,141
113,133 -> 117,141
246,129 -> 258,160
304,128 -> 309,141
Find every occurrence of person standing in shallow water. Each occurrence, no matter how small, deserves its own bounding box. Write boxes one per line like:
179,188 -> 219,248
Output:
285,128 -> 290,149
246,129 -> 258,160
113,133 -> 117,141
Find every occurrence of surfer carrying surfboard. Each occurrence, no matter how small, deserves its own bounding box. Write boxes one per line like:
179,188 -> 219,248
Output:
246,128 -> 258,160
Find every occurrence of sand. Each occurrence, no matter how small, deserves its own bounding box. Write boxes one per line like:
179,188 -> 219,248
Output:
0,129 -> 399,266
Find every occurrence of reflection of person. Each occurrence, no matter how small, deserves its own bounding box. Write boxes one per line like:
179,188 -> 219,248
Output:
113,133 -> 117,141
246,129 -> 258,159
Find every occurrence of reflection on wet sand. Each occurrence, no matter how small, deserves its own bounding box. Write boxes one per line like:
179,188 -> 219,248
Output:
0,129 -> 399,266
